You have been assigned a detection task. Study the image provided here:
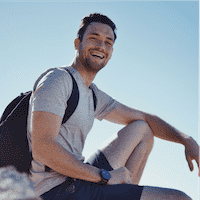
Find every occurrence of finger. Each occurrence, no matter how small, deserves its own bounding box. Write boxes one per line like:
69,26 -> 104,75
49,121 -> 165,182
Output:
198,146 -> 200,176
195,157 -> 199,169
126,174 -> 133,184
186,155 -> 193,171
197,151 -> 199,167
128,178 -> 132,184
197,146 -> 200,167
129,173 -> 133,184
199,167 -> 200,177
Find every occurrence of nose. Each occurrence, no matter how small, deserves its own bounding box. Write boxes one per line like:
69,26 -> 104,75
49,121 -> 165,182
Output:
96,40 -> 105,51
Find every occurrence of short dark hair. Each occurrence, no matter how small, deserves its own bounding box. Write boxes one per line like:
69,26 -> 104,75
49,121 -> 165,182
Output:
77,13 -> 117,42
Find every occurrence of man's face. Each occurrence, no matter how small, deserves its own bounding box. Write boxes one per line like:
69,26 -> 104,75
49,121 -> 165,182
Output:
76,22 -> 114,73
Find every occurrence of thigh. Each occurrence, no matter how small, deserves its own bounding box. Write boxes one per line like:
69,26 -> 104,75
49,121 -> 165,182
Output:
40,180 -> 76,200
41,150 -> 144,200
41,178 -> 144,200
102,183 -> 144,200
84,150 -> 144,200
99,120 -> 152,170
61,180 -> 143,200
140,186 -> 191,200
85,149 -> 114,171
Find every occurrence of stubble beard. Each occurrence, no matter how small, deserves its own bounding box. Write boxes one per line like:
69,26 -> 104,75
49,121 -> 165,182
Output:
79,47 -> 106,74
84,56 -> 105,73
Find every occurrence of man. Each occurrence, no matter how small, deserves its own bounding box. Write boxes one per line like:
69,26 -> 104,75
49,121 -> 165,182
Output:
27,13 -> 199,199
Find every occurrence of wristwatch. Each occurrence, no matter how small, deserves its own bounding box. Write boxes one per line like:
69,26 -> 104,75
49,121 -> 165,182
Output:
98,169 -> 111,185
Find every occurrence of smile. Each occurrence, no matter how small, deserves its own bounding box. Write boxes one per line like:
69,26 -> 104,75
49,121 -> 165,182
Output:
90,51 -> 104,59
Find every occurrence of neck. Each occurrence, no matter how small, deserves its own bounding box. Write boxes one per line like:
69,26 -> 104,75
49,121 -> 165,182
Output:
71,57 -> 97,88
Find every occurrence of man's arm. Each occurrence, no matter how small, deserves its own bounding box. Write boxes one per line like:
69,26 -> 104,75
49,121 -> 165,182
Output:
104,103 -> 199,174
31,111 -> 102,183
105,103 -> 189,144
32,111 -> 135,184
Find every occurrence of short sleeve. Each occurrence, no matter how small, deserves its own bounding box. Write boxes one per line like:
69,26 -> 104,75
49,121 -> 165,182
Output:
90,83 -> 119,121
32,68 -> 73,118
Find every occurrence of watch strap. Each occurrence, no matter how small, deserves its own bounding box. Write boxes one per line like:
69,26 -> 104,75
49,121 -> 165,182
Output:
98,169 -> 110,185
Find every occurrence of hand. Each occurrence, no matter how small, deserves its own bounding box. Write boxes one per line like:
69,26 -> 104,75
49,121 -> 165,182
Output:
107,166 -> 133,185
184,137 -> 199,176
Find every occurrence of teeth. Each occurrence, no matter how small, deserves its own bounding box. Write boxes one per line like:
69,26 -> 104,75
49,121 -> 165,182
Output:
91,52 -> 104,59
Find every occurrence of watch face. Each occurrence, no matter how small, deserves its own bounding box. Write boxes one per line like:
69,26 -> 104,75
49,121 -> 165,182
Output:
102,169 -> 111,180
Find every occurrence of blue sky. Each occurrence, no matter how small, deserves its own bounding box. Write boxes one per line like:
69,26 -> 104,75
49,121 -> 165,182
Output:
0,1 -> 199,199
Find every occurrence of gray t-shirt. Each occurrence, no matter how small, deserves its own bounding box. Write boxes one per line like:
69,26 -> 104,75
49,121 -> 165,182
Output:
27,66 -> 119,196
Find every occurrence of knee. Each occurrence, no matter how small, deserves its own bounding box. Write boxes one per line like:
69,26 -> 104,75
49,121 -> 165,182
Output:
162,188 -> 192,200
142,187 -> 192,200
172,189 -> 192,200
118,120 -> 154,149
129,120 -> 154,142
139,121 -> 154,152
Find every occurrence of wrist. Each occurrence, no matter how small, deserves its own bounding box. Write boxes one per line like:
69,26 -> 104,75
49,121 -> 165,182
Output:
81,164 -> 102,183
181,135 -> 192,147
98,169 -> 111,185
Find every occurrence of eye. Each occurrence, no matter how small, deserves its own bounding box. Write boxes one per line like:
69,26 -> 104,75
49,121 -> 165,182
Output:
106,41 -> 112,46
90,37 -> 96,41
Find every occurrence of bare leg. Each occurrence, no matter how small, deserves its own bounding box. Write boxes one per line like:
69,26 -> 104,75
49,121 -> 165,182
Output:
99,120 -> 153,184
99,120 -> 192,199
125,126 -> 154,184
140,186 -> 192,200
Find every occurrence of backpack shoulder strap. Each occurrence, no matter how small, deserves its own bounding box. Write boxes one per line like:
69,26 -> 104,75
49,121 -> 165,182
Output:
62,68 -> 97,124
91,89 -> 97,112
62,69 -> 79,124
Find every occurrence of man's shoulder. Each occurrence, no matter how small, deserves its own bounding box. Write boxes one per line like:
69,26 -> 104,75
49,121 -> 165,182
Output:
33,66 -> 73,92
38,66 -> 71,79
89,82 -> 99,90
89,83 -> 111,101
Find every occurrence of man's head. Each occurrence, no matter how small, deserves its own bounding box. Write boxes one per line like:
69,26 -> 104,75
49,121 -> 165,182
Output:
77,13 -> 117,43
74,13 -> 117,73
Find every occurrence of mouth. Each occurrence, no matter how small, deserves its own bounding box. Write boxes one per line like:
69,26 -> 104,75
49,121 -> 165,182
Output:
90,51 -> 105,60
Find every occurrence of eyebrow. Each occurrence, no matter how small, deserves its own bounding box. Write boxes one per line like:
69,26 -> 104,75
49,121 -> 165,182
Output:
89,32 -> 114,42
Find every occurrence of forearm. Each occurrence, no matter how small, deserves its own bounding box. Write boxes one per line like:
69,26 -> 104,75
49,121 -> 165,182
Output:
32,140 -> 101,183
145,113 -> 190,145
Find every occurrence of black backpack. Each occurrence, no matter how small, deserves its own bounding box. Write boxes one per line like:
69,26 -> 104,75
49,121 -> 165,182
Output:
0,69 -> 97,174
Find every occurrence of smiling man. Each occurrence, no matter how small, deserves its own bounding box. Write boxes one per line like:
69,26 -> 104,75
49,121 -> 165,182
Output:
28,13 -> 199,200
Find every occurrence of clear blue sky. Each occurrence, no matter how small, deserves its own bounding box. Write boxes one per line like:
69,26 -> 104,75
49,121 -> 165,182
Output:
0,1 -> 199,199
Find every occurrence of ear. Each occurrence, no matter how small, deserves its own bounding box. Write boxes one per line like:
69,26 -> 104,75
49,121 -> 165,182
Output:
74,38 -> 81,50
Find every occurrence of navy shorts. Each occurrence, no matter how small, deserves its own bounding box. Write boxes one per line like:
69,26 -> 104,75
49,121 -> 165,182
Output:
41,150 -> 144,200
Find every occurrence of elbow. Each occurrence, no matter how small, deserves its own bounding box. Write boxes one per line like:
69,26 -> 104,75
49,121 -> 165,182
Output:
32,139 -> 49,164
32,142 -> 43,163
32,137 -> 58,166
144,113 -> 160,131
32,151 -> 42,163
126,113 -> 146,125
145,113 -> 157,122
